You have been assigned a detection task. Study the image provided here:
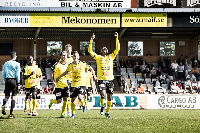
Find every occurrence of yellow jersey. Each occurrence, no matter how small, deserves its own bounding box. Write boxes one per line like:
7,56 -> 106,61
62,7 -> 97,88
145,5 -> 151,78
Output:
24,65 -> 38,88
57,57 -> 73,81
88,38 -> 120,80
52,62 -> 68,88
67,61 -> 89,87
86,71 -> 93,87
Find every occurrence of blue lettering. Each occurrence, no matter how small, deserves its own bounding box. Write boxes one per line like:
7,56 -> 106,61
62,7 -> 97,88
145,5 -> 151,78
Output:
124,96 -> 138,107
112,96 -> 123,107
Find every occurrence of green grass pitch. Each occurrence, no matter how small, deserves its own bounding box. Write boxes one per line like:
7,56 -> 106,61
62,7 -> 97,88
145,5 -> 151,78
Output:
1,109 -> 200,133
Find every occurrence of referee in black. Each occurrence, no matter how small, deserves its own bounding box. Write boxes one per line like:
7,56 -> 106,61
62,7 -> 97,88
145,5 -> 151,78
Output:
2,51 -> 21,118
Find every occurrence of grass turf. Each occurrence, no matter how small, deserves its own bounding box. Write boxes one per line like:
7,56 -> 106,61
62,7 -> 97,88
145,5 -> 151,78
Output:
1,109 -> 200,133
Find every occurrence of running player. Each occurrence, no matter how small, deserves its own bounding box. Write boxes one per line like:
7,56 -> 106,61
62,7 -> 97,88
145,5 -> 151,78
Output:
56,51 -> 96,118
88,32 -> 120,119
49,51 -> 71,118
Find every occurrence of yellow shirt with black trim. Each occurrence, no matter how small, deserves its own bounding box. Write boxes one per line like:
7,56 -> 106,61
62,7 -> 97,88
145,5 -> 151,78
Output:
24,65 -> 38,88
67,61 -> 89,87
88,38 -> 120,80
52,62 -> 69,88
57,57 -> 73,81
86,71 -> 92,87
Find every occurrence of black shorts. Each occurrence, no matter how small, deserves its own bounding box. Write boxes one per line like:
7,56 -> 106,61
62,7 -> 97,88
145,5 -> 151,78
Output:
71,86 -> 86,98
4,78 -> 17,97
86,87 -> 92,96
98,80 -> 114,94
55,87 -> 69,100
25,86 -> 37,94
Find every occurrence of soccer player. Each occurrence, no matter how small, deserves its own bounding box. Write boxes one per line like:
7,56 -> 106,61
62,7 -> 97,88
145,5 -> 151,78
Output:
2,51 -> 21,118
49,51 -> 71,118
84,67 -> 94,110
64,44 -> 73,116
23,56 -> 39,116
56,51 -> 96,118
88,32 -> 120,119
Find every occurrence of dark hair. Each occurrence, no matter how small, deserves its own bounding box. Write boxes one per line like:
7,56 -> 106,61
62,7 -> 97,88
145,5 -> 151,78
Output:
27,55 -> 33,66
73,51 -> 79,55
10,51 -> 16,58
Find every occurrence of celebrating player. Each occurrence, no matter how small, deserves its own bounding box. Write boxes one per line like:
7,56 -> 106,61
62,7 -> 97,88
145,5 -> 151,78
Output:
88,32 -> 120,119
49,51 -> 71,118
23,56 -> 42,116
56,51 -> 96,118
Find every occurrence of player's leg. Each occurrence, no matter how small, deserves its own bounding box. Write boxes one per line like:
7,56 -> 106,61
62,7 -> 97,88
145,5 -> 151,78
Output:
100,90 -> 106,115
24,88 -> 31,113
78,87 -> 86,112
49,88 -> 62,109
66,85 -> 71,116
70,88 -> 78,118
2,79 -> 12,115
9,82 -> 18,118
86,87 -> 91,110
70,97 -> 77,118
60,87 -> 69,118
32,88 -> 37,116
105,81 -> 114,119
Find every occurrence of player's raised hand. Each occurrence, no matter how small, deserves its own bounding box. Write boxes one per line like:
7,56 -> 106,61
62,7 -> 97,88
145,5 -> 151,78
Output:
114,32 -> 118,38
91,33 -> 95,40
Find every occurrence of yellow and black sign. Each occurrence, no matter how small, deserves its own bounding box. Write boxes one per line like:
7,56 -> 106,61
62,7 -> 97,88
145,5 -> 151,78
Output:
30,13 -> 120,27
122,13 -> 167,27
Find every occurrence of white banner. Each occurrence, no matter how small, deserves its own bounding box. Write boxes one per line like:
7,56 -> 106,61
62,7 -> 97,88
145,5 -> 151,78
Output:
1,94 -> 199,110
0,13 -> 30,27
0,0 -> 131,8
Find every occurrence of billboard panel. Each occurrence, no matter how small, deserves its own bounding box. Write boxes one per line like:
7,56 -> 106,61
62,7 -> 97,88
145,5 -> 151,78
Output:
122,13 -> 167,27
0,13 -> 30,27
30,13 -> 120,27
0,0 -> 131,8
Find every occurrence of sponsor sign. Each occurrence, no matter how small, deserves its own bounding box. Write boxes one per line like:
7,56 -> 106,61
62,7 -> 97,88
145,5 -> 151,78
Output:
0,13 -> 120,27
0,13 -> 30,27
122,13 -> 167,27
0,94 -> 147,110
2,94 -> 200,110
131,0 -> 200,8
29,13 -> 120,27
171,13 -> 200,27
0,0 -> 131,8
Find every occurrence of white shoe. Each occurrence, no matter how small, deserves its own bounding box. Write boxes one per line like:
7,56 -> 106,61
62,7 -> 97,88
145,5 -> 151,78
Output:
67,111 -> 71,116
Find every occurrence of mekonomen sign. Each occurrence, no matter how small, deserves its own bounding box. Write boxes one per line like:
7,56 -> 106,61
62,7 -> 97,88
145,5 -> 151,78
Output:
0,13 -> 120,27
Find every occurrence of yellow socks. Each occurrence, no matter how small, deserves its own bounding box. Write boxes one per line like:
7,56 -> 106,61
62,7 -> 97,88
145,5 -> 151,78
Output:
61,101 -> 67,115
51,99 -> 58,104
36,100 -> 38,108
84,98 -> 88,109
29,100 -> 33,113
24,97 -> 28,109
100,98 -> 105,107
71,102 -> 76,114
32,99 -> 37,112
106,101 -> 112,113
66,97 -> 71,111
79,99 -> 85,106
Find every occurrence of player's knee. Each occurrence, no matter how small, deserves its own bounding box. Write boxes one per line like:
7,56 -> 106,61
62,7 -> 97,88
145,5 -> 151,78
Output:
57,99 -> 62,103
